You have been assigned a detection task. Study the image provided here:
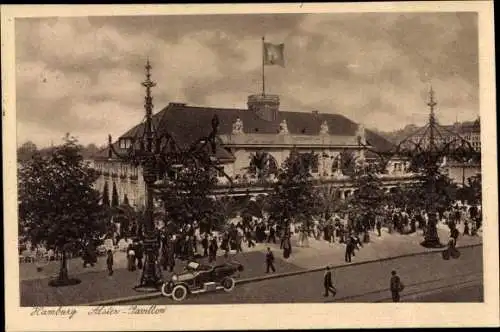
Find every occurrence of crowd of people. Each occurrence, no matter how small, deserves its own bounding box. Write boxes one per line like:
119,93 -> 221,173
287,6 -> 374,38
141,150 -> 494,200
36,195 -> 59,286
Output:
75,199 -> 484,273
19,193 -> 482,280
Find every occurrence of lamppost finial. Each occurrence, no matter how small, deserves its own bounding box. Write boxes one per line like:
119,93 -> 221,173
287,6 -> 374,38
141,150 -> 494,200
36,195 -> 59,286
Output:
427,85 -> 437,112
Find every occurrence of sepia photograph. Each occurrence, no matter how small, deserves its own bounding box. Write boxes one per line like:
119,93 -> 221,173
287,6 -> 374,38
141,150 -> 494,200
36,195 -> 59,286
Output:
2,2 -> 498,331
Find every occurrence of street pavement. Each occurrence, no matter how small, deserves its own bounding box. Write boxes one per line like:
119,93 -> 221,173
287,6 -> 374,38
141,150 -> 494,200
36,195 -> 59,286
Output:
129,245 -> 483,304
20,250 -> 302,306
19,223 -> 482,306
402,283 -> 483,302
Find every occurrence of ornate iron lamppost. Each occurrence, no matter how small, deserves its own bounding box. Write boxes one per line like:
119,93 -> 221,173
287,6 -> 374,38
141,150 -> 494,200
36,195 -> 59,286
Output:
358,86 -> 481,248
107,59 -> 231,290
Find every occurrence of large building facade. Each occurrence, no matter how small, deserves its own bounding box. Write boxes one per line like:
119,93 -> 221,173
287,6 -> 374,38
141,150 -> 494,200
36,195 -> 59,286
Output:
92,93 -> 415,208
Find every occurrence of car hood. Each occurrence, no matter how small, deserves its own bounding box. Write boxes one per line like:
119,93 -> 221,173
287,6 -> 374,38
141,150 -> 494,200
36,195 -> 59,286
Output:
174,272 -> 196,281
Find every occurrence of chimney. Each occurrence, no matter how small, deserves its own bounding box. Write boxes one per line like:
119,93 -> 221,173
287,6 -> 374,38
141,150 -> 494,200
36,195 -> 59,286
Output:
247,94 -> 280,122
169,102 -> 187,107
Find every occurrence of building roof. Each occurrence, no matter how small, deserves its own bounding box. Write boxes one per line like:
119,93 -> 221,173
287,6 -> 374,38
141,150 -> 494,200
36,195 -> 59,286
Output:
93,102 -> 394,161
120,103 -> 394,151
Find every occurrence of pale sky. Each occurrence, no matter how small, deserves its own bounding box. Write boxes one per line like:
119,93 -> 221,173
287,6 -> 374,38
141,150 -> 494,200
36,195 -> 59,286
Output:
15,12 -> 479,148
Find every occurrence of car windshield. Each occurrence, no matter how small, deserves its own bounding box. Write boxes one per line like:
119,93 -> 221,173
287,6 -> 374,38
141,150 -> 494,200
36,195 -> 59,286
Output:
187,261 -> 200,270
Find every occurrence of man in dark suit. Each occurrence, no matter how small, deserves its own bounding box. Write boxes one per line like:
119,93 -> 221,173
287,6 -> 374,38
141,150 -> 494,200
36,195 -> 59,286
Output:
135,240 -> 144,270
390,270 -> 404,302
201,234 -> 209,257
345,237 -> 354,262
208,236 -> 218,263
323,266 -> 336,297
265,247 -> 276,273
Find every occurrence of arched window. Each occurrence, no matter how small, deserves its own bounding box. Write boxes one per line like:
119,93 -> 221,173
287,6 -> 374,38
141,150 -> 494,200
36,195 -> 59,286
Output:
249,151 -> 278,178
268,154 -> 278,175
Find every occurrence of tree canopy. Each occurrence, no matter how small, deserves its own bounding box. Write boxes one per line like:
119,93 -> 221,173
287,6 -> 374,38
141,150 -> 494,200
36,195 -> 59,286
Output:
159,152 -> 220,234
17,141 -> 38,162
266,150 -> 319,230
111,181 -> 119,207
350,168 -> 386,217
18,135 -> 107,251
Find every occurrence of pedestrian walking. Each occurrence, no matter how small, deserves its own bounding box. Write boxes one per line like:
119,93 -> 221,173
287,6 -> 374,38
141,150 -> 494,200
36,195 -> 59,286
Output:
221,234 -> 229,258
265,247 -> 276,273
450,225 -> 459,246
127,243 -> 136,271
185,235 -> 194,260
323,266 -> 337,297
463,221 -> 470,236
345,237 -> 354,263
376,219 -> 382,237
390,270 -> 404,302
135,240 -> 144,270
246,228 -> 255,248
236,232 -> 243,253
106,249 -> 114,276
267,224 -> 277,244
202,234 -> 209,257
209,236 -> 218,263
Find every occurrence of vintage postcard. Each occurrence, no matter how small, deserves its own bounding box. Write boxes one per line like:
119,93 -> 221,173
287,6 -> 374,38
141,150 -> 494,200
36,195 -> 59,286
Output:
2,2 -> 498,331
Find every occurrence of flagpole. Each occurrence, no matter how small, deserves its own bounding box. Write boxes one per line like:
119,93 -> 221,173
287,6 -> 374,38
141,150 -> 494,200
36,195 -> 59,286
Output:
262,36 -> 265,96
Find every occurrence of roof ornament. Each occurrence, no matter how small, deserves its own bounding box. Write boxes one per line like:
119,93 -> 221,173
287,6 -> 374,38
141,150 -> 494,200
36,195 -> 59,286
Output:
279,119 -> 289,134
320,120 -> 329,135
356,123 -> 366,145
232,117 -> 244,135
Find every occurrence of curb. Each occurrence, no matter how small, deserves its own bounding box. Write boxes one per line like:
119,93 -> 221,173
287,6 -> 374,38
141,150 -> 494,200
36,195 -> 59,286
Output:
84,242 -> 482,306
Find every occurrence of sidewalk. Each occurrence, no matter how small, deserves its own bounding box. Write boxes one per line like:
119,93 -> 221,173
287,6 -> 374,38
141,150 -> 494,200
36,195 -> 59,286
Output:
19,224 -> 482,306
20,241 -> 266,282
280,224 -> 482,270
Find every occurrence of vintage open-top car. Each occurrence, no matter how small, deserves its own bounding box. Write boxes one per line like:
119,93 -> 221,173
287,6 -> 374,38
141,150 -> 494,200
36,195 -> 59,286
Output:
161,260 -> 244,301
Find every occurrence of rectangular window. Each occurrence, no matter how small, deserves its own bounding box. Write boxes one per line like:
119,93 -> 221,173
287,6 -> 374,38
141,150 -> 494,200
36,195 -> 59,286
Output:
119,138 -> 132,149
217,167 -> 225,177
311,155 -> 319,173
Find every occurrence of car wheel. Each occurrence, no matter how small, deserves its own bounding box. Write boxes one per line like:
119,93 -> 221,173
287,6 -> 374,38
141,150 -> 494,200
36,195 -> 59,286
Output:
161,282 -> 173,297
222,277 -> 235,292
171,285 -> 188,301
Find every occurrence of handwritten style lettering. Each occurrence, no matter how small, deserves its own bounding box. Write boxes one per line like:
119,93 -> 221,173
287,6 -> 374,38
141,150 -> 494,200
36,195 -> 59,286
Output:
127,305 -> 166,315
30,306 -> 77,319
88,306 -> 121,315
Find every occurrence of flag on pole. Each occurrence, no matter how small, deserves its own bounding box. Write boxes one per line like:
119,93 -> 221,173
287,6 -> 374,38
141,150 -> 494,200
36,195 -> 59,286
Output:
263,42 -> 285,67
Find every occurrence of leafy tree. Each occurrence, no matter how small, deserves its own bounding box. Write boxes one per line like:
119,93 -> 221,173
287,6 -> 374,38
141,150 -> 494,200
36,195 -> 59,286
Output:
18,135 -> 106,286
457,173 -> 481,205
102,181 -> 110,207
111,181 -> 119,207
267,150 -> 319,241
467,173 -> 482,205
403,152 -> 458,247
17,141 -> 38,162
212,196 -> 240,228
349,168 -> 386,236
159,154 -> 219,235
123,193 -> 130,206
82,143 -> 100,159
314,183 -> 345,220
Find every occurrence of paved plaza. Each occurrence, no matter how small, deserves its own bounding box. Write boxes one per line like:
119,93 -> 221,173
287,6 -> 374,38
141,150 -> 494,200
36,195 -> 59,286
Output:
20,222 -> 482,306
